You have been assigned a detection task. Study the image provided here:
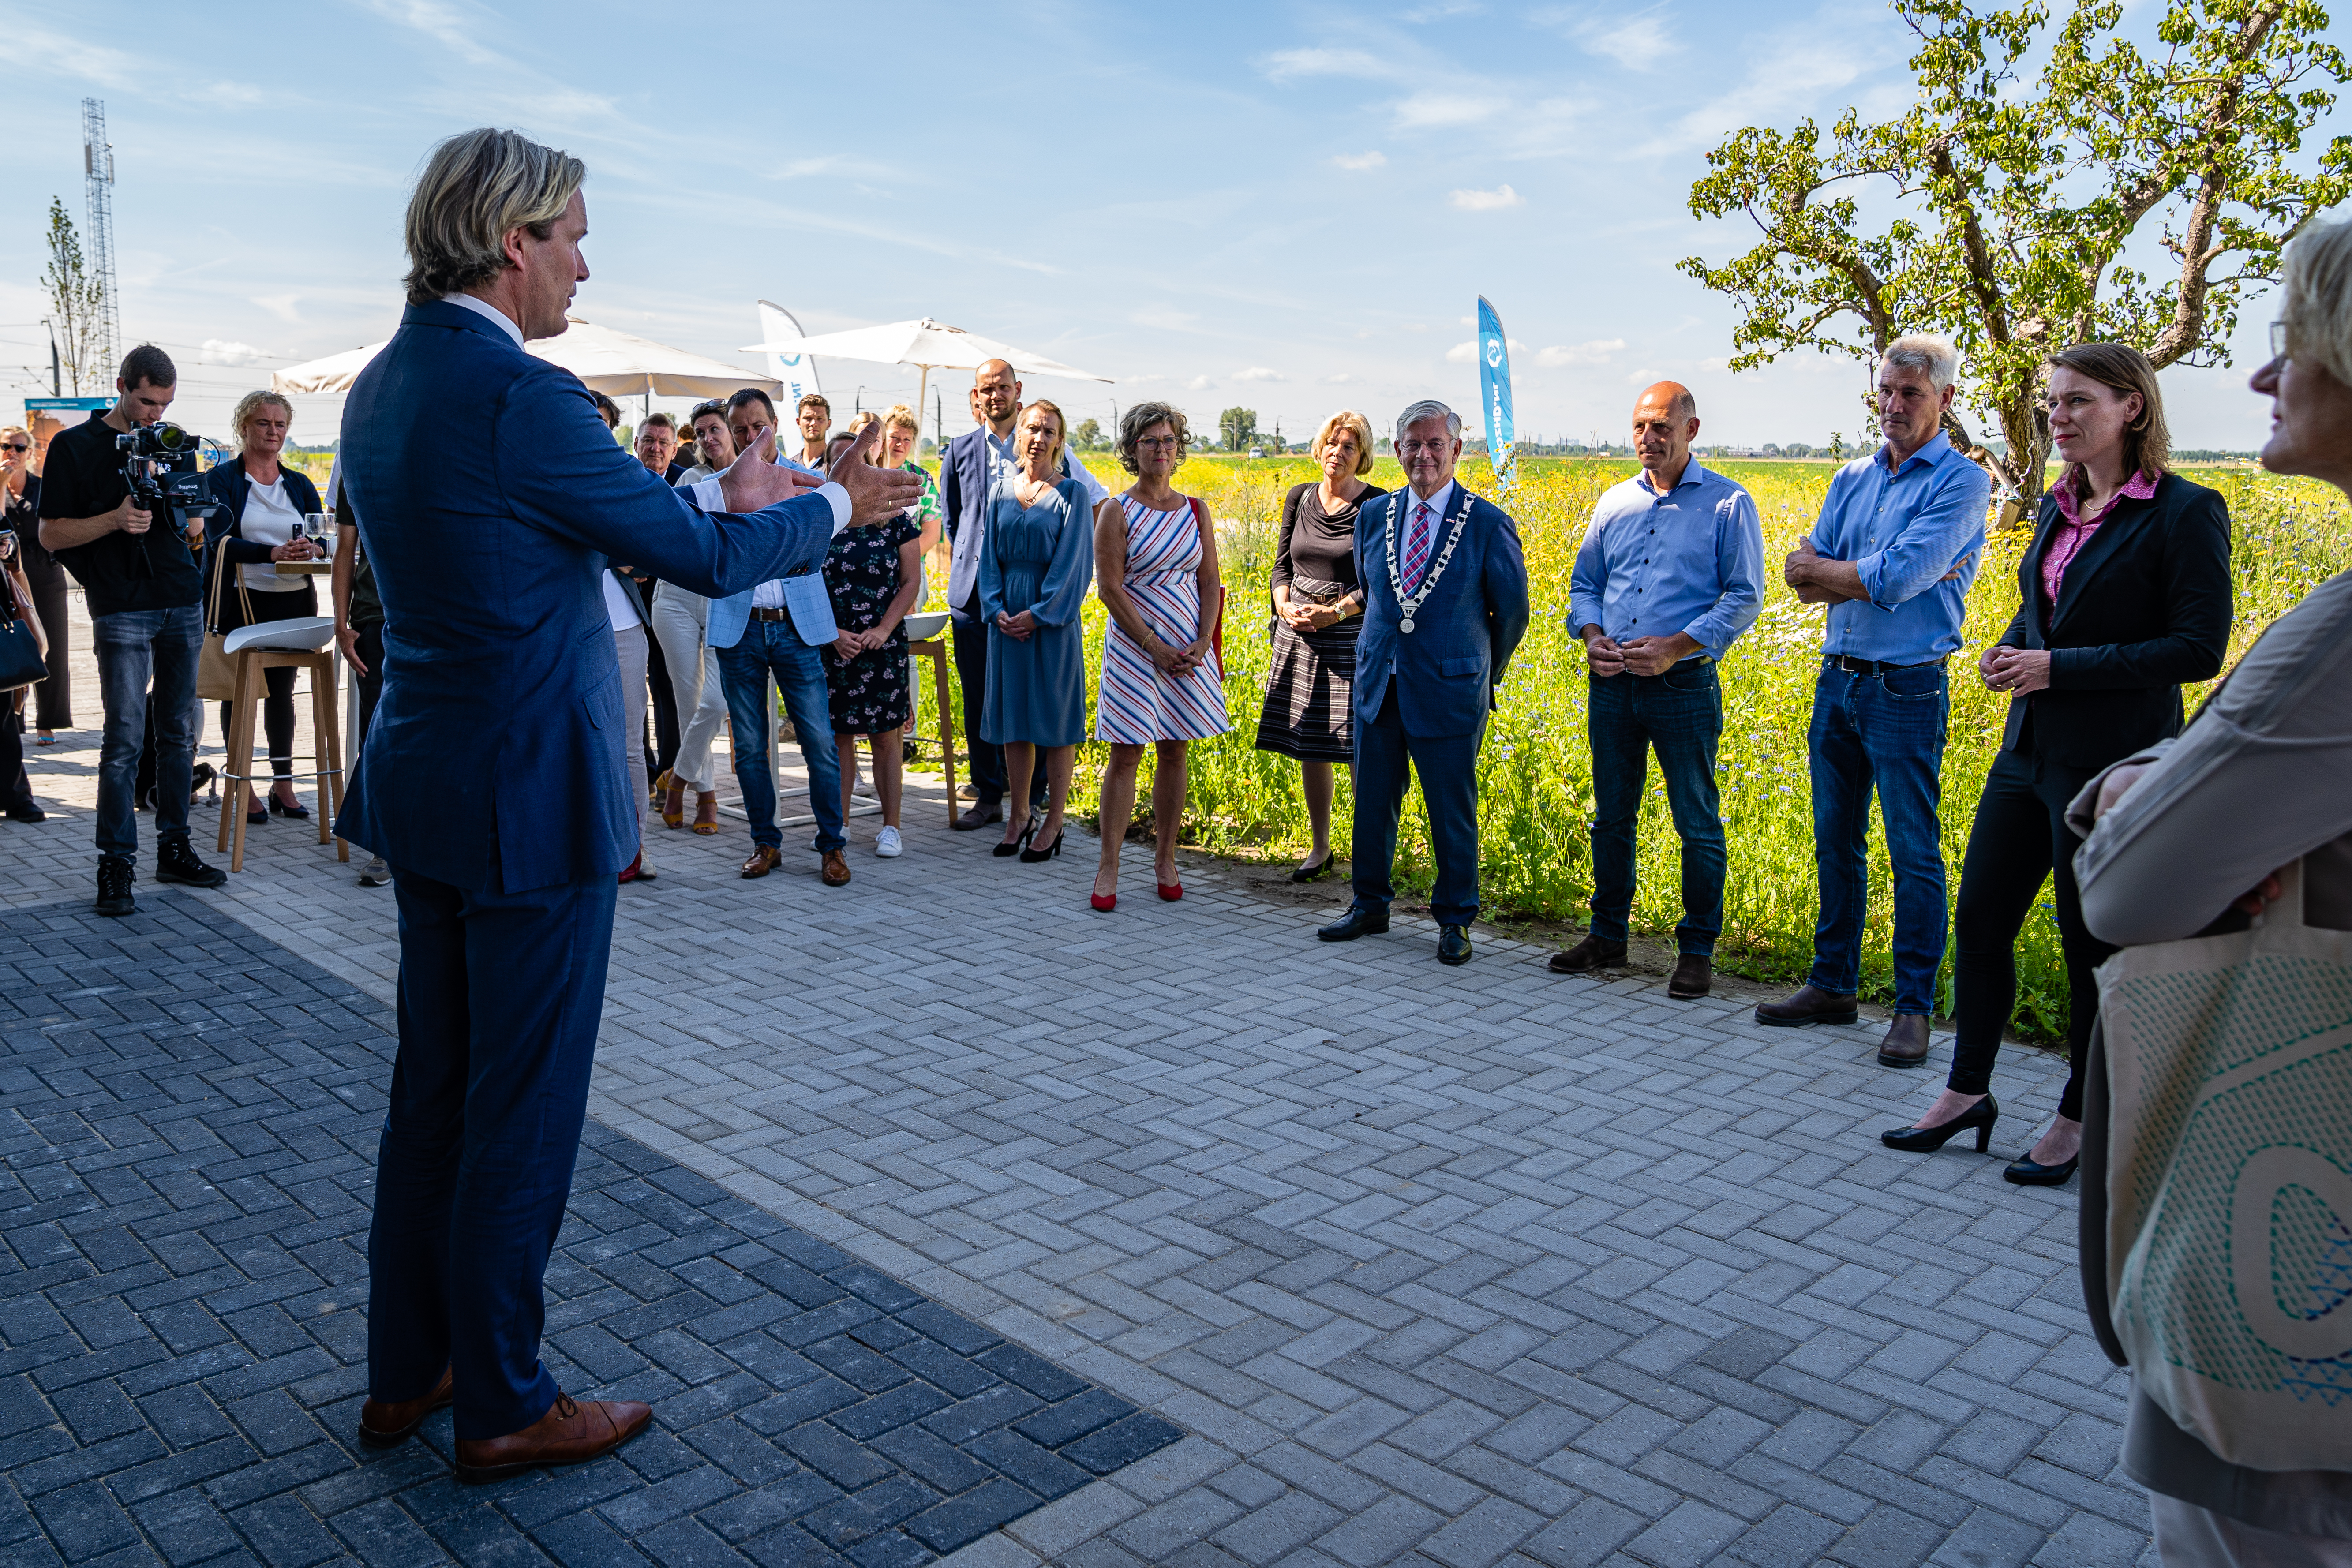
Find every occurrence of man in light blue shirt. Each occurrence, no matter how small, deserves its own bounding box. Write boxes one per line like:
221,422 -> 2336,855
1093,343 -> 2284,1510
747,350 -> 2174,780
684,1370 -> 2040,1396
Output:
1757,333 -> 1992,1067
1552,382 -> 1762,999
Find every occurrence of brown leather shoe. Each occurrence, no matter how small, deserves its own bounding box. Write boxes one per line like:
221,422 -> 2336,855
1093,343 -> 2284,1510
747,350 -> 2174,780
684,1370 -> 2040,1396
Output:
358,1365 -> 453,1447
820,848 -> 852,887
1667,954 -> 1712,999
1754,984 -> 1860,1028
1877,1013 -> 1932,1068
453,1391 -> 652,1483
740,845 -> 783,879
1548,934 -> 1626,975
953,801 -> 1003,832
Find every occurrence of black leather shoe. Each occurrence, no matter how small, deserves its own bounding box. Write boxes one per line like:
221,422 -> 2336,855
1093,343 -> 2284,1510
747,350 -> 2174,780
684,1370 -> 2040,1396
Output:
1667,954 -> 1712,999
1877,1013 -> 1932,1068
1754,984 -> 1859,1028
95,854 -> 135,918
1548,934 -> 1625,975
2003,1152 -> 2079,1186
6,806 -> 45,823
1317,902 -> 1389,941
154,838 -> 227,889
1437,924 -> 1472,965
1880,1093 -> 1997,1153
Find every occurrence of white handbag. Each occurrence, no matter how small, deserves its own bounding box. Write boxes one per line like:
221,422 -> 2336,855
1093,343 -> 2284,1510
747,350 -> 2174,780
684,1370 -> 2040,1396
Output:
2098,860 -> 2352,1471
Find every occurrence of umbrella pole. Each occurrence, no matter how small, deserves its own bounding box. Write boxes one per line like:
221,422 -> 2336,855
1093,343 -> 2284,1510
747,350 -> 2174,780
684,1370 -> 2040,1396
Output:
914,364 -> 930,458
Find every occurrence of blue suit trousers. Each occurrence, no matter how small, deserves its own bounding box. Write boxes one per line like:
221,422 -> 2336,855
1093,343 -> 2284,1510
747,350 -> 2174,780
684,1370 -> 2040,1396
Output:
1351,686 -> 1485,925
368,867 -> 618,1440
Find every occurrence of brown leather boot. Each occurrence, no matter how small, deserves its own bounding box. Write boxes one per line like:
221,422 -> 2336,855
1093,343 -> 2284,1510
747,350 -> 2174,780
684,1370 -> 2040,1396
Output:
820,848 -> 852,887
1547,934 -> 1626,975
1753,984 -> 1860,1027
1667,954 -> 1712,999
1877,1013 -> 1932,1068
453,1392 -> 652,1483
357,1365 -> 453,1447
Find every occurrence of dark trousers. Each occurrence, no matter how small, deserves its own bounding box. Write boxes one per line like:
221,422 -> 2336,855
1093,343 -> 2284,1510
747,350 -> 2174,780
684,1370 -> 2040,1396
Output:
1,706 -> 32,815
644,626 -> 678,784
1588,662 -> 1727,955
1351,686 -> 1485,925
353,622 -> 385,757
951,606 -> 1044,809
1806,660 -> 1950,1015
369,866 -> 619,1441
22,550 -> 71,730
1948,748 -> 2109,1120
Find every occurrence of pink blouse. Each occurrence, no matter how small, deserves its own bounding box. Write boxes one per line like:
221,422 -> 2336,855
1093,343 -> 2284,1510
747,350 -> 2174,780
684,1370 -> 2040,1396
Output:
2042,468 -> 2157,617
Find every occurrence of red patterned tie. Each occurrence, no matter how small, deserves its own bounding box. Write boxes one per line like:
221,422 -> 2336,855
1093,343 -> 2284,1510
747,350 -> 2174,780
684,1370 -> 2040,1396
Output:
1403,501 -> 1433,594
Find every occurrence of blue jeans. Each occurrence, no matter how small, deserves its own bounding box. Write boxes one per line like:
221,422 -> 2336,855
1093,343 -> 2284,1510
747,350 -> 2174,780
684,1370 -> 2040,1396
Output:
91,605 -> 202,860
1806,659 -> 1950,1015
1588,662 -> 1725,955
715,620 -> 845,853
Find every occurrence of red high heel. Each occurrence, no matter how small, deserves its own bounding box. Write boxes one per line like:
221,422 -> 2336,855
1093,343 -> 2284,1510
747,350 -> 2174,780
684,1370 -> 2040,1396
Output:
1090,892 -> 1117,912
1157,880 -> 1183,902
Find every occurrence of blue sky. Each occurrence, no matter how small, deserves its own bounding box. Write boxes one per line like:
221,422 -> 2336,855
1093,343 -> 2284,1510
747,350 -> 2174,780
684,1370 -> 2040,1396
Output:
0,0 -> 2328,451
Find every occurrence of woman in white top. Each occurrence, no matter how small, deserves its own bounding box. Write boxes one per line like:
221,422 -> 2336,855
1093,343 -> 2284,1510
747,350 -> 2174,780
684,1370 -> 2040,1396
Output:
202,391 -> 323,825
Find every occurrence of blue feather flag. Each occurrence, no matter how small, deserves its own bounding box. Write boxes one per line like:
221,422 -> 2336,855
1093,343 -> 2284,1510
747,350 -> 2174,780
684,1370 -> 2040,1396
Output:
1476,296 -> 1516,493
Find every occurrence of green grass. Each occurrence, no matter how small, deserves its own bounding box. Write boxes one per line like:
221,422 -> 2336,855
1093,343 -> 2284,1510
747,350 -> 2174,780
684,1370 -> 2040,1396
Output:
914,453 -> 2350,1040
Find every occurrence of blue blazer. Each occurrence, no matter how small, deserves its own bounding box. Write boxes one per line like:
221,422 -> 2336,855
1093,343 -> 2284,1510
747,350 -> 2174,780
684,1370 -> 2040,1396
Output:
704,455 -> 825,651
1353,486 -> 1531,738
335,300 -> 837,893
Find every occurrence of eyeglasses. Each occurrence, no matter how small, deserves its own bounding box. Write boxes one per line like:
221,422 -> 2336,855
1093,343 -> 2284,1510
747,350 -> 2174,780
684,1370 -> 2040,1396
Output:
690,400 -> 727,420
1135,436 -> 1181,450
0,442 -> 27,453
2271,320 -> 2291,363
1396,439 -> 1452,456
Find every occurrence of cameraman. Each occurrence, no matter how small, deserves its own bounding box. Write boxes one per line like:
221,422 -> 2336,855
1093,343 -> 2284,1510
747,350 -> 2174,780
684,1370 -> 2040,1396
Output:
37,344 -> 227,916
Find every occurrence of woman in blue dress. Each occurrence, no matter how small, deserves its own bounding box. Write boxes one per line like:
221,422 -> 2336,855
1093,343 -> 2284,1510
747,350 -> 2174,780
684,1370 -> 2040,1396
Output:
980,400 -> 1094,862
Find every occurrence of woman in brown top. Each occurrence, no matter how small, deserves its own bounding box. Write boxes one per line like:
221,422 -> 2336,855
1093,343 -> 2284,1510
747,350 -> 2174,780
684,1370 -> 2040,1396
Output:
1255,410 -> 1385,881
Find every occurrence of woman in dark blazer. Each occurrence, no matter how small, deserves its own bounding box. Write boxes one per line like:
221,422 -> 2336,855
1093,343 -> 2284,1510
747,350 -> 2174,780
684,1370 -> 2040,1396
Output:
1883,343 -> 2231,1184
203,391 -> 325,823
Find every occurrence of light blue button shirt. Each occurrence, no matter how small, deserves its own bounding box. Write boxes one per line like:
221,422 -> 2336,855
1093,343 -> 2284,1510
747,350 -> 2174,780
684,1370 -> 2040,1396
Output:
1812,432 -> 1991,662
1567,459 -> 1764,662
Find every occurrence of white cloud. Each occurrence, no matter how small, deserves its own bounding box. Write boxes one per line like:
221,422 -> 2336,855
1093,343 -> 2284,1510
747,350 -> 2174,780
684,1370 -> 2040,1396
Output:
201,340 -> 275,367
1700,356 -> 1733,372
1184,374 -> 1216,391
1451,337 -> 1529,362
1232,367 -> 1286,382
1331,151 -> 1387,171
1324,372 -> 1356,384
1262,47 -> 1397,83
1533,4 -> 1681,71
250,295 -> 303,324
1402,0 -> 1485,19
1449,184 -> 1524,211
1397,92 -> 1500,129
1536,338 -> 1626,367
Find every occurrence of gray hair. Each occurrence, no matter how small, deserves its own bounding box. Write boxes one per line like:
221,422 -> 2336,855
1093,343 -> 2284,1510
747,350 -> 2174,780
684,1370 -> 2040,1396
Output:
402,128 -> 585,307
2281,214 -> 2352,388
1393,399 -> 1462,445
1882,332 -> 1960,390
1116,400 -> 1191,474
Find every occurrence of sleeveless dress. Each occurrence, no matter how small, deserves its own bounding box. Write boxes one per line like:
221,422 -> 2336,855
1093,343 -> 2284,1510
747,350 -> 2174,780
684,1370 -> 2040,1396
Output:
1095,496 -> 1231,745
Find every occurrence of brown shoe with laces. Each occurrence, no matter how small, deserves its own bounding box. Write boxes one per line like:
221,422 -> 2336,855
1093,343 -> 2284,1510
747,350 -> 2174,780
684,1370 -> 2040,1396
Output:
820,848 -> 852,887
740,845 -> 782,879
357,1365 -> 453,1447
453,1391 -> 651,1482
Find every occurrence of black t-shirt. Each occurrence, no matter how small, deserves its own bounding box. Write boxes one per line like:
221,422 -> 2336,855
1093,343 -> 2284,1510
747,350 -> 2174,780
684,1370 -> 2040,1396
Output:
40,410 -> 203,616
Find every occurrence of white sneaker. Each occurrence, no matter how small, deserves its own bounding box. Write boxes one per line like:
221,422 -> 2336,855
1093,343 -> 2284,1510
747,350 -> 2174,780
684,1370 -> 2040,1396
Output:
852,772 -> 877,798
874,826 -> 903,858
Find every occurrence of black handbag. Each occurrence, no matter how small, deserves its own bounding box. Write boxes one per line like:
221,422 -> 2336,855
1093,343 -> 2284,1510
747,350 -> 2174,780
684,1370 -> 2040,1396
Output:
0,574 -> 44,694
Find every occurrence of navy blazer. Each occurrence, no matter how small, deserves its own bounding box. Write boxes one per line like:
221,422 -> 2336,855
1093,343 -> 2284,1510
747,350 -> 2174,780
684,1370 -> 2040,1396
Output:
1354,485 -> 1531,737
335,300 -> 838,893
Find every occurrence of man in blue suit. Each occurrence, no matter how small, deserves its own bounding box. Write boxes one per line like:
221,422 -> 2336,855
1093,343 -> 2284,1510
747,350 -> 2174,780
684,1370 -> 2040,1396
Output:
1318,400 -> 1529,965
335,129 -> 919,1481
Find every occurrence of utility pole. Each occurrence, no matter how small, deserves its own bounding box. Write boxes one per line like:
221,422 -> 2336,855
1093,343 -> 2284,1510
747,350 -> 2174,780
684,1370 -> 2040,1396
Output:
82,99 -> 120,375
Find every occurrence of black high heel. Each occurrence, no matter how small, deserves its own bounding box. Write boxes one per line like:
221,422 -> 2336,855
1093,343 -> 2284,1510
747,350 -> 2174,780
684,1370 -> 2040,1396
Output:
1880,1093 -> 1998,1153
1290,852 -> 1335,884
992,819 -> 1037,859
2003,1152 -> 2079,1186
1019,830 -> 1064,864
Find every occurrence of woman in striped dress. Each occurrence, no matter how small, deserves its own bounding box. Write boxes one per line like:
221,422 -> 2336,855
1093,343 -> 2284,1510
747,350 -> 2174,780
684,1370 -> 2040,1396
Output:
1089,403 -> 1229,910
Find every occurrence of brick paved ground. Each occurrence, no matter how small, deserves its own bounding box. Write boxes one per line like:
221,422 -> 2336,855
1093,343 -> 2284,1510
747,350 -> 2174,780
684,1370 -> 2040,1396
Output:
3,593 -> 2155,1565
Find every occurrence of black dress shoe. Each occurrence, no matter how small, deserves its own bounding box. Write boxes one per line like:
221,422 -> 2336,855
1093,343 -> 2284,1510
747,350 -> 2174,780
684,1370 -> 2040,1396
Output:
1437,924 -> 1472,965
1317,902 -> 1389,942
5,805 -> 45,823
1290,853 -> 1336,884
1754,984 -> 1860,1028
2003,1152 -> 2079,1186
1019,830 -> 1064,863
268,794 -> 311,819
1548,934 -> 1625,975
1880,1093 -> 1997,1153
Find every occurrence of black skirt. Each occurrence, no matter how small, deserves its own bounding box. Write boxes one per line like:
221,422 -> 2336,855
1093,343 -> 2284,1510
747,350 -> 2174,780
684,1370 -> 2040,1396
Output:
1254,576 -> 1359,763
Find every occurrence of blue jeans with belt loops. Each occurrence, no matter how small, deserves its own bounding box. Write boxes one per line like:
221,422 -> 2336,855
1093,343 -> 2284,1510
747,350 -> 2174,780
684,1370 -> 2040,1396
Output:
1805,658 -> 1951,1016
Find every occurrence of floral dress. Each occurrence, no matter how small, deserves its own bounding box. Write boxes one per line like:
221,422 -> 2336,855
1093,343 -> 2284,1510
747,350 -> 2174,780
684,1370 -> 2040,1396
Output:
821,514 -> 921,734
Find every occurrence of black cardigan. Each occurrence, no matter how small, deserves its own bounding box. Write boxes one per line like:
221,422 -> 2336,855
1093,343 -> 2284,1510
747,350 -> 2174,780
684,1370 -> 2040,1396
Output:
202,458 -> 324,625
1995,471 -> 2232,770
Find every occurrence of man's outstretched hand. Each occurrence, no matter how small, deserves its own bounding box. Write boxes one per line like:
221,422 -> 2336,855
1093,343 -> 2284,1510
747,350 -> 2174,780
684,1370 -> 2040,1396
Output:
828,422 -> 926,526
715,427 -> 826,514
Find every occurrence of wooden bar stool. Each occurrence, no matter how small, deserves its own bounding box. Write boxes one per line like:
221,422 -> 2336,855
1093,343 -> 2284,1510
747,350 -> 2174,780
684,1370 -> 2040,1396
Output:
216,644 -> 346,873
908,634 -> 959,829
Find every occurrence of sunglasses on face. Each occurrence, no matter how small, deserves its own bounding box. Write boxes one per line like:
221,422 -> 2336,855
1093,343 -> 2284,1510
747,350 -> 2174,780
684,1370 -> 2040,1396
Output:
1,443 -> 28,453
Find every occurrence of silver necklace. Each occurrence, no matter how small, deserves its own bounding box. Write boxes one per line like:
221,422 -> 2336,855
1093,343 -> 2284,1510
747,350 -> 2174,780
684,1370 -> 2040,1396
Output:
1386,486 -> 1472,634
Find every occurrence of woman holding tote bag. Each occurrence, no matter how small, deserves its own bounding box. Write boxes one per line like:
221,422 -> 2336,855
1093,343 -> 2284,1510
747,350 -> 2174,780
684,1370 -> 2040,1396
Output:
2070,218 -> 2352,1564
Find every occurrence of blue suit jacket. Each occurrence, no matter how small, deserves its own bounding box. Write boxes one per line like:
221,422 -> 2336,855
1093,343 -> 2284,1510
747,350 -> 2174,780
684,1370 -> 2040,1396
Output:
1353,486 -> 1531,737
335,300 -> 837,893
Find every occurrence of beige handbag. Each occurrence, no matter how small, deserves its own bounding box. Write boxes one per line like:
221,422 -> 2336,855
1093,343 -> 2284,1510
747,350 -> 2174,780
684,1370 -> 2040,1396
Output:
197,548 -> 255,701
2097,860 -> 2352,1471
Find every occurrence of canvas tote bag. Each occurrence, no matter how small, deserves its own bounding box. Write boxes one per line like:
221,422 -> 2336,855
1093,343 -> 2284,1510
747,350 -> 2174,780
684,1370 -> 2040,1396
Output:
197,547 -> 255,702
2098,859 -> 2352,1471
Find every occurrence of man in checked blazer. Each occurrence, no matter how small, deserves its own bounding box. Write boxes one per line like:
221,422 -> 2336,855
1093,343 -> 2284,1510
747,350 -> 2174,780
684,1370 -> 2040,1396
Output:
1318,399 -> 1529,964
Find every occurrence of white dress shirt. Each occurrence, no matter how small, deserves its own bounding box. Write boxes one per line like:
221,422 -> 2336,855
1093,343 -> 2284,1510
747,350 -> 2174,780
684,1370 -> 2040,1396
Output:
687,468 -> 850,608
440,292 -> 525,347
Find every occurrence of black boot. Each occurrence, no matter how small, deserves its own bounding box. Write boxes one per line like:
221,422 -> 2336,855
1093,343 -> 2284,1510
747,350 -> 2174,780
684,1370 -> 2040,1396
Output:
95,854 -> 135,918
155,837 -> 227,889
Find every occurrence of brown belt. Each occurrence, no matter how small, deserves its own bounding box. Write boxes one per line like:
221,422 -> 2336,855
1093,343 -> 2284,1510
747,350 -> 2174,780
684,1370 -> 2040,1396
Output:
748,606 -> 791,621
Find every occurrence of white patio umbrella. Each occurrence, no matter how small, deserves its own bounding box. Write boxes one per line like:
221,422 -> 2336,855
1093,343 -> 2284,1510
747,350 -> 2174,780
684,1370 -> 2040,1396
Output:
272,317 -> 780,402
737,317 -> 1112,442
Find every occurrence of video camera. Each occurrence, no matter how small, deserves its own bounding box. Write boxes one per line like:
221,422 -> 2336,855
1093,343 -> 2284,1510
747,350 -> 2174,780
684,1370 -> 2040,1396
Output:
116,422 -> 224,541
